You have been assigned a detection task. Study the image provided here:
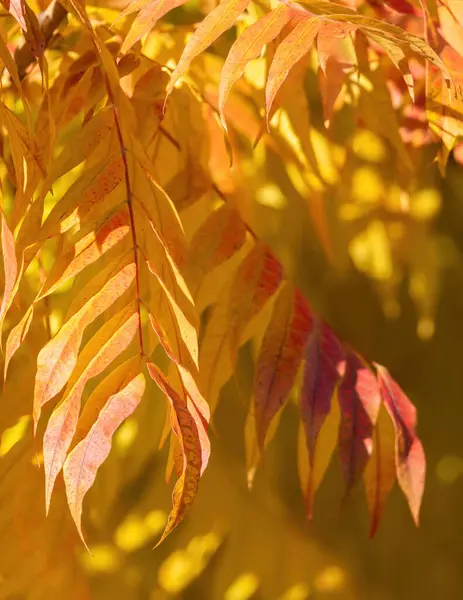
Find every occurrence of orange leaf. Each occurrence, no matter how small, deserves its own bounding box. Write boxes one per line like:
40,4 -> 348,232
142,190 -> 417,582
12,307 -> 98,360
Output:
45,107 -> 115,187
63,363 -> 145,543
0,210 -> 17,338
121,0 -> 189,53
186,204 -> 247,296
368,33 -> 415,102
33,263 -> 136,429
37,208 -> 130,301
317,22 -> 357,127
167,0 -> 252,97
147,313 -> 210,469
297,395 -> 340,518
147,362 -> 204,544
42,153 -> 125,237
43,310 -> 139,513
145,258 -> 199,368
254,282 -> 312,450
4,305 -> 34,381
219,4 -> 294,127
1,0 -> 27,30
0,31 -> 30,122
266,16 -> 321,122
375,364 -> 426,525
363,403 -> 397,537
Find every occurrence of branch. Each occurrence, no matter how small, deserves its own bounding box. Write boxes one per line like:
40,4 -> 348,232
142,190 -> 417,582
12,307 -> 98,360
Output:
14,0 -> 68,79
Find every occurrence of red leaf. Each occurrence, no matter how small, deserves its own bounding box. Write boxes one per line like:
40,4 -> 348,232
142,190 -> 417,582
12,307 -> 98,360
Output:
199,242 -> 283,415
63,362 -> 145,544
375,364 -> 426,525
186,204 -> 247,296
254,283 -> 312,450
338,353 -> 381,494
228,243 -> 284,350
299,319 -> 344,516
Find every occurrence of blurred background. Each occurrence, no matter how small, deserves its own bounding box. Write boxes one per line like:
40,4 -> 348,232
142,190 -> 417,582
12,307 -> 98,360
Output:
2,0 -> 463,598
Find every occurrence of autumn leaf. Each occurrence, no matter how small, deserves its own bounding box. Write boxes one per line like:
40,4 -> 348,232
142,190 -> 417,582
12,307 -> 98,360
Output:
219,4 -> 293,127
200,242 -> 283,414
185,204 -> 247,297
297,393 -> 340,518
266,16 -> 322,123
33,263 -> 136,430
147,362 -> 204,544
0,210 -> 18,340
167,0 -> 252,97
253,282 -> 312,451
375,364 -> 426,525
338,352 -> 381,495
43,309 -> 139,512
1,0 -> 27,30
0,0 -> 448,558
121,0 -> 190,53
299,318 -> 344,516
63,360 -> 145,543
363,402 -> 397,537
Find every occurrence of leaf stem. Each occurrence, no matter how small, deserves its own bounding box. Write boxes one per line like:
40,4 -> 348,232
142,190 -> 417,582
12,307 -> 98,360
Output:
104,77 -> 145,357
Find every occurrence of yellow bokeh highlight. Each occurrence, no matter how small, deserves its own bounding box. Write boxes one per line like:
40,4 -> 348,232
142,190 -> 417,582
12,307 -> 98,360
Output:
352,130 -> 387,163
0,415 -> 30,457
49,309 -> 62,337
115,510 -> 166,552
436,455 -> 463,484
349,220 -> 393,281
225,573 -> 260,600
409,188 -> 441,221
81,545 -> 120,573
352,166 -> 384,204
279,582 -> 311,600
244,59 -> 267,90
115,417 -> 139,453
256,183 -> 287,209
314,565 -> 346,592
158,532 -> 222,594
